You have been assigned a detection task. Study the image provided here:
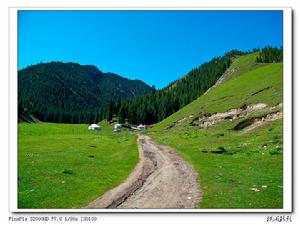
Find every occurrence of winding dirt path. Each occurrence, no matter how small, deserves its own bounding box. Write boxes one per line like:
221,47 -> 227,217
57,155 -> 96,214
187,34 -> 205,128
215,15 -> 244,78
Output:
86,135 -> 202,209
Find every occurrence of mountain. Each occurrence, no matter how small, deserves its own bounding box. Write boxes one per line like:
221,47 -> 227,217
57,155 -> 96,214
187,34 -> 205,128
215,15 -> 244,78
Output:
107,47 -> 283,125
148,51 -> 283,208
106,50 -> 246,124
152,52 -> 282,130
18,62 -> 153,123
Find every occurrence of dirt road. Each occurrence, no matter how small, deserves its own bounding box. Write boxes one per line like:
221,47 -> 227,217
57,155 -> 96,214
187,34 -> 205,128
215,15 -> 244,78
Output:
86,135 -> 201,209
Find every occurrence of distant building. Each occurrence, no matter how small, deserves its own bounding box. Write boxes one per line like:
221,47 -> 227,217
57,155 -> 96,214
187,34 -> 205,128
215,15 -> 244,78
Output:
88,124 -> 101,131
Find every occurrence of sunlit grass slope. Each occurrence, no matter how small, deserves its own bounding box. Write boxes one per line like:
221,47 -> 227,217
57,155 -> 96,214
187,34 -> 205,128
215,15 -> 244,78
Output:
223,52 -> 263,82
149,57 -> 283,208
152,62 -> 282,131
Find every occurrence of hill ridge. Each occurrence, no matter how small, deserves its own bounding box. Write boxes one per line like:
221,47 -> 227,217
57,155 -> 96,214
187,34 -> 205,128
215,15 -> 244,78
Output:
18,62 -> 153,124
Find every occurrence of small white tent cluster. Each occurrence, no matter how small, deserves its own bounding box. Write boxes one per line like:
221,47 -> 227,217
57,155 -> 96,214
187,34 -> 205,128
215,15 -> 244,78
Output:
113,123 -> 122,132
130,124 -> 146,131
88,124 -> 101,131
137,124 -> 146,130
114,124 -> 122,129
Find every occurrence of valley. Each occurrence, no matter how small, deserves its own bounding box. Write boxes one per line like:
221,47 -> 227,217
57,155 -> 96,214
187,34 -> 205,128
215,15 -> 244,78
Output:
18,48 -> 284,209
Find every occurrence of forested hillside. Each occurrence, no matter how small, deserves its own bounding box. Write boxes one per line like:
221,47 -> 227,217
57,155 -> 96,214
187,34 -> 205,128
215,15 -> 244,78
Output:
18,62 -> 153,123
108,50 -> 245,124
107,46 -> 283,125
18,46 -> 282,125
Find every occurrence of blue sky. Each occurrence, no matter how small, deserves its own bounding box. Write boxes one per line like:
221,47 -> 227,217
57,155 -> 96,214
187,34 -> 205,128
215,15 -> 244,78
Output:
18,10 -> 283,88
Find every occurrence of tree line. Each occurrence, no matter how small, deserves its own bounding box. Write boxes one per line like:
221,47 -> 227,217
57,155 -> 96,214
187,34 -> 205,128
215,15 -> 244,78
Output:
256,46 -> 283,63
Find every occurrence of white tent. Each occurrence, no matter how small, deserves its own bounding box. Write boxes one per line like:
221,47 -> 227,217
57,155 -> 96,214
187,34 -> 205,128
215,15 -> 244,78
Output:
114,124 -> 122,129
88,124 -> 101,131
137,124 -> 145,130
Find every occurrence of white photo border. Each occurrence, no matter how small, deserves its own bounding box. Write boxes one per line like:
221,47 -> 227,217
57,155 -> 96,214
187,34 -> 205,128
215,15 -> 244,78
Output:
9,7 -> 293,213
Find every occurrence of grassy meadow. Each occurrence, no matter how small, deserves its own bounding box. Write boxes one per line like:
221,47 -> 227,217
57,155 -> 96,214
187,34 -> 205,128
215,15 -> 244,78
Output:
18,53 -> 284,209
148,55 -> 283,208
18,122 -> 138,208
149,120 -> 283,208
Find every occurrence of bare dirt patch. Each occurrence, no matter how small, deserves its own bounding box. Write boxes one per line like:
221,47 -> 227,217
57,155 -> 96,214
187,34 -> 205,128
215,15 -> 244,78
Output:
240,111 -> 283,134
86,135 -> 201,209
204,68 -> 238,95
171,102 -> 283,132
196,103 -> 268,129
166,115 -> 194,129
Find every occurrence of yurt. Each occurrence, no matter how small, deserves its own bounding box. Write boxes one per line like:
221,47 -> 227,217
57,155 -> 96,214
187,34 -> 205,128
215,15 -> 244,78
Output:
88,124 -> 101,131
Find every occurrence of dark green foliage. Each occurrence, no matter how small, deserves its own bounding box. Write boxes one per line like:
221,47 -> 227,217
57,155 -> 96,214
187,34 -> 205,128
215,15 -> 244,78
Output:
256,46 -> 283,63
211,146 -> 227,154
62,169 -> 74,175
269,146 -> 283,155
18,62 -> 153,124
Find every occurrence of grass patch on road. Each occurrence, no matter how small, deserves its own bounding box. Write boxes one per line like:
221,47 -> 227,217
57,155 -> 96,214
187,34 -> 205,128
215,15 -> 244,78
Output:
18,122 -> 138,208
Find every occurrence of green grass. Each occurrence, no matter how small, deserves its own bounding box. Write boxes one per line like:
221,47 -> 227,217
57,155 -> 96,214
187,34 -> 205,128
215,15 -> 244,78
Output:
148,60 -> 283,208
18,122 -> 138,208
223,52 -> 264,82
149,120 -> 283,208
